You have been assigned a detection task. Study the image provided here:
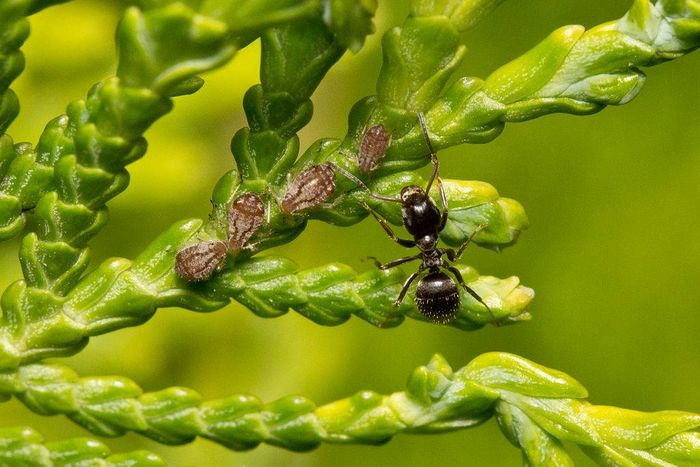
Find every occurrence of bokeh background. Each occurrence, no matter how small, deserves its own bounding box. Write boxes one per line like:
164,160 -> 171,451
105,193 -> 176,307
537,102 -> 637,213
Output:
3,1 -> 700,465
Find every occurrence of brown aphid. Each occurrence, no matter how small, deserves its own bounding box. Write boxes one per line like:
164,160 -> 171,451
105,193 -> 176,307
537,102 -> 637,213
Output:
358,124 -> 390,173
228,192 -> 265,251
280,163 -> 336,214
175,240 -> 227,282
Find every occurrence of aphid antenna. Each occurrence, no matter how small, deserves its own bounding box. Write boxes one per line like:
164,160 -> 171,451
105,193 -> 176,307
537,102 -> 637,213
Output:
338,147 -> 356,160
329,162 -> 401,203
363,105 -> 395,141
262,185 -> 284,220
359,103 -> 379,136
265,197 -> 272,223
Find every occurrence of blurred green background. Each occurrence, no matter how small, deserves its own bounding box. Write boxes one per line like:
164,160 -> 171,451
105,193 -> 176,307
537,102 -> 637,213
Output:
2,1 -> 699,465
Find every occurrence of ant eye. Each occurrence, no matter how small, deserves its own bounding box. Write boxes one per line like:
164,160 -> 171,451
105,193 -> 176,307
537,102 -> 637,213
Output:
359,124 -> 390,173
175,240 -> 228,282
228,192 -> 265,251
400,185 -> 421,201
281,163 -> 336,214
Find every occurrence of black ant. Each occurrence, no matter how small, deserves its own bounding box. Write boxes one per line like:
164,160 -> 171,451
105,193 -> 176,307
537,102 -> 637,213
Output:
335,113 -> 493,324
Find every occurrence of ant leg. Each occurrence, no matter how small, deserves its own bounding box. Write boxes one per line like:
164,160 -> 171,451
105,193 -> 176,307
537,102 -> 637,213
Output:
364,254 -> 421,270
394,269 -> 422,308
446,265 -> 496,322
445,223 -> 489,262
436,175 -> 449,230
360,200 -> 415,248
330,163 -> 401,203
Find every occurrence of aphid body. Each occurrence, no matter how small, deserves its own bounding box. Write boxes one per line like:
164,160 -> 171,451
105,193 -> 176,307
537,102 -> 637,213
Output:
175,240 -> 228,282
358,124 -> 390,173
175,192 -> 265,282
280,163 -> 336,214
228,192 -> 265,251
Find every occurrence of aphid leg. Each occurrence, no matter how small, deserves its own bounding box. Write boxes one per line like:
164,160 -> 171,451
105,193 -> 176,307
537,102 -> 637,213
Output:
241,241 -> 261,251
317,193 -> 347,211
359,200 -> 415,248
445,223 -> 489,262
446,265 -> 497,322
330,163 -> 401,203
338,147 -> 355,159
394,269 -> 423,308
364,254 -> 421,270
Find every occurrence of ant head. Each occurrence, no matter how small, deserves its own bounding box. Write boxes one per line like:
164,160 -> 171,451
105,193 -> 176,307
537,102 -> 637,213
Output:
400,185 -> 425,203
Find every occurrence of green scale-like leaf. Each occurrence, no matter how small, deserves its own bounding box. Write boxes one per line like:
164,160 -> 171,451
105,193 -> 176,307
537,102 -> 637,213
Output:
0,426 -> 164,466
1,1 -> 699,464
0,199 -> 531,370
1,353 -> 698,463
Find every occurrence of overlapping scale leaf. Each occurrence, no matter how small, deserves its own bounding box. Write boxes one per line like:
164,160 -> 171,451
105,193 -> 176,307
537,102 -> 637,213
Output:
322,0 -> 377,53
410,0 -> 506,31
0,1 -> 350,373
116,4 -> 234,94
3,353 -> 697,461
0,0 -> 34,133
212,255 -> 532,329
386,0 -> 700,161
0,426 -> 164,466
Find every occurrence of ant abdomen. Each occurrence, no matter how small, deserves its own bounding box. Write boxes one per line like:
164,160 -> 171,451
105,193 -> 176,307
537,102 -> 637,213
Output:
415,271 -> 460,324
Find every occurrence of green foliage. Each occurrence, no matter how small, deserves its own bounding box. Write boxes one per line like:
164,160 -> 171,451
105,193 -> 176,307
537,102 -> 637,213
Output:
1,354 -> 698,465
0,427 -> 164,466
0,0 -> 699,464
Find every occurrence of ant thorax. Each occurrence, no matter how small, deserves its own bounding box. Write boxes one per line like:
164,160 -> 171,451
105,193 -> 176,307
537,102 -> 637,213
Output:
422,248 -> 443,269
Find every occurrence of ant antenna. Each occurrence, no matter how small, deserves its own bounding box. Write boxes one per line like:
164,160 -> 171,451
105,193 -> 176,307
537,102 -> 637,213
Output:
417,112 -> 440,194
418,112 -> 436,155
330,163 -> 401,203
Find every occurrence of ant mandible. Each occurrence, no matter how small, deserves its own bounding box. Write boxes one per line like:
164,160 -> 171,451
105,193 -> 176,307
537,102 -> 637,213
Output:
336,113 -> 493,324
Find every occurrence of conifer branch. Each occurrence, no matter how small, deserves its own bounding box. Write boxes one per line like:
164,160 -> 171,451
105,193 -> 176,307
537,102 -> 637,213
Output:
1,354 -> 697,465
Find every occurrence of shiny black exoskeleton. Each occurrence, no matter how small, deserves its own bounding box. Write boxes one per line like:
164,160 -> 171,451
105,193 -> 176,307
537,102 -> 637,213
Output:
336,113 -> 493,324
415,272 -> 460,323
